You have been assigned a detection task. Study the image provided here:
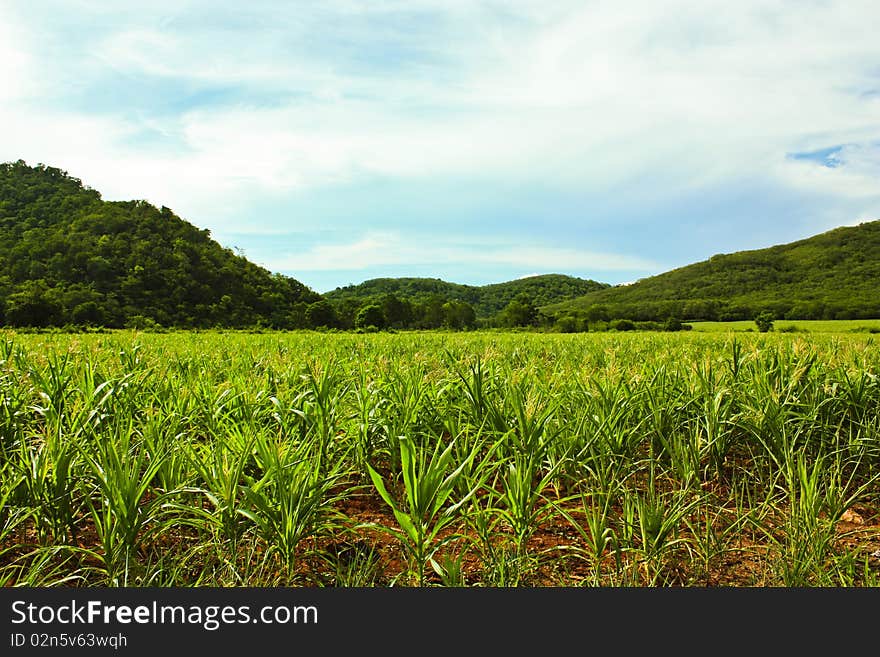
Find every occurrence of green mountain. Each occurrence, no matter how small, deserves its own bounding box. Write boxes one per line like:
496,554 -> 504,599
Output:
325,274 -> 608,320
546,221 -> 880,322
0,160 -> 320,328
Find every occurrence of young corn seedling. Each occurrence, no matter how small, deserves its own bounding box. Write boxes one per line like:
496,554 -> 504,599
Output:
349,370 -> 386,476
0,466 -> 31,566
681,500 -> 750,586
556,491 -> 617,586
770,451 -> 879,585
430,550 -> 468,587
79,421 -> 171,585
292,361 -> 348,471
580,376 -> 646,458
13,430 -> 78,546
447,354 -> 508,435
367,434 -> 484,586
465,496 -> 522,586
12,375 -> 116,545
180,426 -> 257,572
238,430 -> 348,581
319,540 -> 387,587
497,445 -> 570,575
627,466 -> 704,585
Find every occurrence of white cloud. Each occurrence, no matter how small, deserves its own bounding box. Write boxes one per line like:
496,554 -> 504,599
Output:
264,232 -> 658,273
1,0 -> 879,257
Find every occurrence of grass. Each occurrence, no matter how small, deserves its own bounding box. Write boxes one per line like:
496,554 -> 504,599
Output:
1,329 -> 878,586
688,319 -> 880,333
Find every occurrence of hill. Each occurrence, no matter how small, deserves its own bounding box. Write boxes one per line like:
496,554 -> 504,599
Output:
325,274 -> 608,323
546,221 -> 880,322
0,160 -> 321,328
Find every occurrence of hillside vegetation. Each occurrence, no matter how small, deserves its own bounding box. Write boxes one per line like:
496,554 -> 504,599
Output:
0,160 -> 321,328
324,274 -> 607,326
3,159 -> 877,331
546,221 -> 880,323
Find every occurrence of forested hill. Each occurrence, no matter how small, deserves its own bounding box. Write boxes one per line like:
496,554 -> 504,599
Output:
0,160 -> 320,328
325,274 -> 608,319
546,220 -> 880,322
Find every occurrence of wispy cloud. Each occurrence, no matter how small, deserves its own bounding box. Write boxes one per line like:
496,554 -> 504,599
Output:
1,1 -> 879,288
266,232 -> 659,273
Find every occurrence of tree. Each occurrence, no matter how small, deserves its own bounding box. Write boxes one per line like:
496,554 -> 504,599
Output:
555,315 -> 579,333
71,301 -> 104,325
4,280 -> 62,327
442,300 -> 476,330
306,300 -> 337,328
381,293 -> 412,328
416,294 -> 446,329
585,304 -> 610,323
754,311 -> 774,333
355,303 -> 386,330
501,293 -> 537,327
609,318 -> 636,331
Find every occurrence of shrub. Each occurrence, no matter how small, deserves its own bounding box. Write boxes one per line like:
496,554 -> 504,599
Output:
754,311 -> 775,333
610,319 -> 636,331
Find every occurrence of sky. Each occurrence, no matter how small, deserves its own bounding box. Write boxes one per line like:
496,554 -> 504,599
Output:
1,1 -> 879,293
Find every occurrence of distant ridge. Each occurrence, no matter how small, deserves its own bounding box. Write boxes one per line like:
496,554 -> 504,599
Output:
545,221 -> 880,322
325,274 -> 608,318
4,159 -> 876,329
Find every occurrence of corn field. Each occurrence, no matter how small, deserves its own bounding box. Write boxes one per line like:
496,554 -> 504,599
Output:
1,330 -> 878,586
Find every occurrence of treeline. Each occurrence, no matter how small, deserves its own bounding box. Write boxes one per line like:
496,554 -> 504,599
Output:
324,274 -> 607,319
547,294 -> 880,327
311,292 -> 548,331
316,292 -> 691,333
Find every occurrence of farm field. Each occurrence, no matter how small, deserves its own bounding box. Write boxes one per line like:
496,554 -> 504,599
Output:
1,330 -> 878,587
687,319 -> 880,333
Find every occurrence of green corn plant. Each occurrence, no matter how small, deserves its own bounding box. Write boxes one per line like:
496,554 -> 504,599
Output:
767,451 -> 880,585
556,491 -> 617,585
430,550 -> 467,587
447,355 -> 508,435
0,466 -> 31,566
367,434 -> 484,586
316,539 -> 387,587
0,545 -> 84,587
238,431 -> 349,581
682,502 -> 749,586
641,365 -> 687,456
27,351 -> 74,420
179,426 -> 257,573
497,445 -> 570,573
0,370 -> 30,459
579,376 -> 646,458
349,370 -> 385,474
503,377 -> 558,456
460,480 -> 526,587
292,361 -> 348,470
13,373 -> 114,545
14,433 -> 79,545
652,430 -> 701,490
140,414 -> 191,495
79,421 -> 172,585
624,465 -> 704,584
697,388 -> 737,480
375,367 -> 436,472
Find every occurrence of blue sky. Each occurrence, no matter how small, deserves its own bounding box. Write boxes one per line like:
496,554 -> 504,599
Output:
1,1 -> 879,293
